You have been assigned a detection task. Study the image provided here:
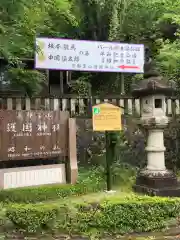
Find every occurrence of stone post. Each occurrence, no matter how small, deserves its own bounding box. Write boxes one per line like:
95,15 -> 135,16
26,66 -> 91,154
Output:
132,72 -> 180,197
146,128 -> 166,171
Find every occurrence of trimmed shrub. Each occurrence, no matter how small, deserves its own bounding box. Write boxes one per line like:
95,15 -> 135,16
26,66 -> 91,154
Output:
0,182 -> 103,203
6,195 -> 180,234
6,203 -> 59,232
0,168 -> 104,203
0,166 -> 137,204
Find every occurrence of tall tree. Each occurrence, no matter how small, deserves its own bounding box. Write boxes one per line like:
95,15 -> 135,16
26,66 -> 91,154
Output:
156,0 -> 180,83
0,0 -> 78,96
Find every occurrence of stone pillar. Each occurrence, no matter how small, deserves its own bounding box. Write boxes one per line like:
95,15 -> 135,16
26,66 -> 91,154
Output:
131,70 -> 180,197
134,117 -> 180,196
146,128 -> 166,171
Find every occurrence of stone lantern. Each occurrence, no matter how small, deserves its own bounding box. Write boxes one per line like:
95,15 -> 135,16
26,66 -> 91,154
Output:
132,70 -> 180,196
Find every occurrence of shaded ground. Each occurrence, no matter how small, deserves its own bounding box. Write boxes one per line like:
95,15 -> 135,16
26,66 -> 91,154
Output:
1,222 -> 180,240
1,232 -> 180,239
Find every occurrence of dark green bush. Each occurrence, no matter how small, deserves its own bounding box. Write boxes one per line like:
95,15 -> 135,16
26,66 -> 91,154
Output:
6,195 -> 180,234
0,168 -> 104,203
0,182 -> 103,203
6,203 -> 59,232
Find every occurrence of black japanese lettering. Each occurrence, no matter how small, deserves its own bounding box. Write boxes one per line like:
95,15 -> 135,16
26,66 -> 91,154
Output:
132,53 -> 137,58
63,44 -> 69,50
100,52 -> 105,56
94,65 -> 98,69
74,56 -> 79,62
101,58 -> 105,63
120,53 -> 124,58
68,56 -> 73,61
135,47 -> 140,51
77,64 -> 81,68
126,52 -> 131,58
62,56 -> 67,62
113,52 -> 119,63
126,59 -> 131,64
56,44 -> 61,49
48,43 -> 54,48
113,59 -> 118,63
107,52 -> 111,57
48,54 -> 54,60
85,51 -> 89,56
54,55 -> 60,61
70,44 -> 76,50
106,58 -> 112,63
104,45 -> 113,50
79,51 -> 89,56
82,64 -> 86,68
113,52 -> 119,57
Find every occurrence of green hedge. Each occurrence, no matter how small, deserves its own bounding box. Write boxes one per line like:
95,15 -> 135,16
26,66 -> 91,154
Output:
6,195 -> 180,234
6,203 -> 59,233
0,168 -> 105,203
0,182 -> 103,203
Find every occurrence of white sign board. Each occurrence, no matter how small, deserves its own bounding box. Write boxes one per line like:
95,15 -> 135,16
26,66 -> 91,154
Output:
35,37 -> 144,73
1,164 -> 66,189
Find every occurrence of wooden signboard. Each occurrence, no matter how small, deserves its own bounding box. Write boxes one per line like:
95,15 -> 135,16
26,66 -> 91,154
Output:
0,110 -> 69,161
92,103 -> 122,131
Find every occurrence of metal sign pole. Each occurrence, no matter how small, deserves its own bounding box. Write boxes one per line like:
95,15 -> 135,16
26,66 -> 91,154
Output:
105,131 -> 113,191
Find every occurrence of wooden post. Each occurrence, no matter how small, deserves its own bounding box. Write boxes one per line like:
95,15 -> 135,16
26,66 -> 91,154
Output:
105,132 -> 112,191
46,70 -> 50,94
60,71 -> 64,95
121,73 -> 125,94
66,118 -> 78,184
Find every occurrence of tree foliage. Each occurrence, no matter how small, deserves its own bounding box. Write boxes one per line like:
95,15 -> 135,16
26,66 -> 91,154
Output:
0,0 -> 78,95
155,0 -> 180,82
0,0 -> 180,95
0,0 -> 77,58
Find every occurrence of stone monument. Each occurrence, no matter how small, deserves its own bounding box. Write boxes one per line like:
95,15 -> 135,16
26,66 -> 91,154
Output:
132,69 -> 180,196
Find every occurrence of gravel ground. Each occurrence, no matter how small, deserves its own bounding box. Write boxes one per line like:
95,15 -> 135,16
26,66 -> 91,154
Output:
1,227 -> 180,239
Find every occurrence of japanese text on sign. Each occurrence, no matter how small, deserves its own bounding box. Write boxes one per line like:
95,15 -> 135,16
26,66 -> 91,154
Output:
35,38 -> 144,73
92,103 -> 122,131
0,110 -> 69,161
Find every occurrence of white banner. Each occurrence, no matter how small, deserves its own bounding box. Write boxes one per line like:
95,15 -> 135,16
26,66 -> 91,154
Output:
35,37 -> 144,73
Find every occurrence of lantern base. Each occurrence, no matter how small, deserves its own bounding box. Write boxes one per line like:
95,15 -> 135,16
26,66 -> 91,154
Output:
133,170 -> 180,197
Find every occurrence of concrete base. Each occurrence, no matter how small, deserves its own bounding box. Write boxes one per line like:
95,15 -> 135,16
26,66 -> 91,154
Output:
133,184 -> 180,197
133,169 -> 180,197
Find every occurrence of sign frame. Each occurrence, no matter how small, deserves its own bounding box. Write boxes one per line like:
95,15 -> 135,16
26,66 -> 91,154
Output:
35,37 -> 144,73
0,110 -> 69,161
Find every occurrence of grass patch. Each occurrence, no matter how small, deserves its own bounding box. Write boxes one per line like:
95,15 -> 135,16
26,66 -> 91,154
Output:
0,164 -> 136,204
0,167 -> 105,203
